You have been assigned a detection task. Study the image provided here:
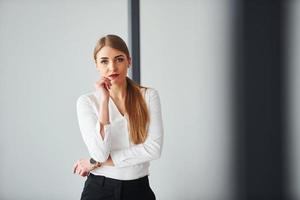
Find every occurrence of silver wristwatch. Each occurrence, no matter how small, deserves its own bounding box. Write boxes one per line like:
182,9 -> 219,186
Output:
89,158 -> 102,169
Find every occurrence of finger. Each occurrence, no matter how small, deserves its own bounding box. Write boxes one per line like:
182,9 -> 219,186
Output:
106,79 -> 111,83
97,78 -> 105,84
101,77 -> 109,83
106,81 -> 111,89
101,79 -> 108,86
74,168 -> 78,175
105,79 -> 112,88
80,171 -> 87,177
104,77 -> 112,84
83,171 -> 89,177
75,165 -> 79,174
97,78 -> 111,90
73,161 -> 79,168
76,164 -> 83,174
103,76 -> 111,83
73,165 -> 77,174
73,162 -> 79,173
103,82 -> 108,90
106,82 -> 110,90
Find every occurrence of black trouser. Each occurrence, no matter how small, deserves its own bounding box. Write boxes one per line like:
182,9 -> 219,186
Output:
80,173 -> 156,200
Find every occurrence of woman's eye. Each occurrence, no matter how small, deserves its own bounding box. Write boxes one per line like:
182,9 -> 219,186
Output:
116,58 -> 124,62
100,60 -> 108,65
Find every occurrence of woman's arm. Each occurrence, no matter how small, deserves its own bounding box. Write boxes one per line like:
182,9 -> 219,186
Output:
76,95 -> 112,163
109,89 -> 164,167
74,95 -> 113,177
73,156 -> 114,177
99,98 -> 110,139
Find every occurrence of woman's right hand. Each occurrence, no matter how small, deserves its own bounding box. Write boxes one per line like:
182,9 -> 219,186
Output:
95,76 -> 112,100
72,158 -> 95,177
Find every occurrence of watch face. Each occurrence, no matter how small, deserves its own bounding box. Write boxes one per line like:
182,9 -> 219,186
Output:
90,158 -> 96,164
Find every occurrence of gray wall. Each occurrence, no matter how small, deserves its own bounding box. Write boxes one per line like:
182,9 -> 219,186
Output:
0,0 -> 127,199
0,0 -> 234,199
140,0 -> 234,199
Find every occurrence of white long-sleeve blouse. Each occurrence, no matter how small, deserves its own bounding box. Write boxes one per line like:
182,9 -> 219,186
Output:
76,87 -> 164,180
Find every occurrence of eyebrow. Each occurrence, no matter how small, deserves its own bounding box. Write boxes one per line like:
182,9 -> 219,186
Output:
100,55 -> 125,60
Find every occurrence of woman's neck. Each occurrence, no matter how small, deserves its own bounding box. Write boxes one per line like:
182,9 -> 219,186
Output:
109,79 -> 127,100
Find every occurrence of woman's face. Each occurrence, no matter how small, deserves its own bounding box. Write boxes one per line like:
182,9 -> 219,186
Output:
95,46 -> 131,85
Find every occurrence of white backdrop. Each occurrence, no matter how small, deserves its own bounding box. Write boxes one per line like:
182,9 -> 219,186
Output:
140,0 -> 234,199
0,0 -> 128,199
0,0 -> 235,199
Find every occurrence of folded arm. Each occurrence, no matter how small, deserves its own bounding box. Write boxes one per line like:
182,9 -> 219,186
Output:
110,89 -> 164,167
76,95 -> 111,162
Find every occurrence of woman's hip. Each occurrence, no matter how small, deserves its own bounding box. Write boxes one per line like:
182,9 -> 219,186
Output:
80,173 -> 156,200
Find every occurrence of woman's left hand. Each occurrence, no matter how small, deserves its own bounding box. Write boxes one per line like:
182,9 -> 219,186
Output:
73,159 -> 93,177
73,156 -> 115,177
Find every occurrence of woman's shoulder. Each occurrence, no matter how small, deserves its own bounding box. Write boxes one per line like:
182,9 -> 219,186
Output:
141,87 -> 160,101
76,90 -> 99,106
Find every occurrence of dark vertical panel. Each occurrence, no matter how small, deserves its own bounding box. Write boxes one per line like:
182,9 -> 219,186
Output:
233,1 -> 246,199
128,0 -> 140,84
234,1 -> 288,200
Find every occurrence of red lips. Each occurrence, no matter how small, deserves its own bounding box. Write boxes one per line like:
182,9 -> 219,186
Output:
108,74 -> 119,80
109,73 -> 119,77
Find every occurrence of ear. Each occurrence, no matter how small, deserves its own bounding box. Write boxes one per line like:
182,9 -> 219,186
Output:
127,56 -> 132,66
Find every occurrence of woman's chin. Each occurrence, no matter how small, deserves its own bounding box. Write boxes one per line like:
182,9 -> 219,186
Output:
111,77 -> 126,84
110,79 -> 118,84
109,80 -> 122,87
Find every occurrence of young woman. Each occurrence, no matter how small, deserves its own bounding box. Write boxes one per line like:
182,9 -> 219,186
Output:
72,34 -> 164,200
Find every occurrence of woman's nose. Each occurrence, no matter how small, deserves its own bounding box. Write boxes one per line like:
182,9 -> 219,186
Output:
108,61 -> 117,70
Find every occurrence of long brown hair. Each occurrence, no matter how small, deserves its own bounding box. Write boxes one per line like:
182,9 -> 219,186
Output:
93,34 -> 150,144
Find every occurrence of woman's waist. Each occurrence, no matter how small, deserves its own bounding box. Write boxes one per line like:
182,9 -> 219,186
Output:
88,173 -> 150,188
90,162 -> 150,180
